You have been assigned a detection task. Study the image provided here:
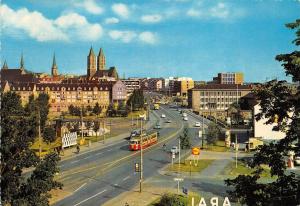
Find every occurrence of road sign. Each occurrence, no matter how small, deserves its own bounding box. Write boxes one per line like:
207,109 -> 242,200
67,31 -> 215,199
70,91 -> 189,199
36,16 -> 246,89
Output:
173,178 -> 184,182
198,130 -> 202,138
192,147 -> 200,155
172,152 -> 175,159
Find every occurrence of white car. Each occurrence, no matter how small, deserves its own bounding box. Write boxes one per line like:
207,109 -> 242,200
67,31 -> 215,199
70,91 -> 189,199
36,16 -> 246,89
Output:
183,117 -> 188,121
171,146 -> 179,154
161,114 -> 166,118
295,156 -> 300,165
182,113 -> 187,117
195,122 -> 201,127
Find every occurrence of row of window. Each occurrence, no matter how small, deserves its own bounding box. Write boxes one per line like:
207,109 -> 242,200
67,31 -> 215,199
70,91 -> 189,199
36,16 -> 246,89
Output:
200,97 -> 239,103
200,91 -> 242,96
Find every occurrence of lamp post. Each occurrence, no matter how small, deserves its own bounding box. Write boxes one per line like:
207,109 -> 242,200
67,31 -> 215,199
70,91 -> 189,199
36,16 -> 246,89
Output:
139,117 -> 143,193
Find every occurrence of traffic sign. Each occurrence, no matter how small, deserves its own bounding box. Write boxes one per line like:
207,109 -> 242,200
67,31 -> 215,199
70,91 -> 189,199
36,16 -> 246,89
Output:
173,178 -> 184,182
192,147 -> 200,155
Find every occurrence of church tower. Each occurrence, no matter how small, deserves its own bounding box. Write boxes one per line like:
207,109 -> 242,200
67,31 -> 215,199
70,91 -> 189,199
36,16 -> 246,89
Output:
87,47 -> 96,77
97,48 -> 106,71
20,54 -> 25,70
51,53 -> 58,76
2,60 -> 8,70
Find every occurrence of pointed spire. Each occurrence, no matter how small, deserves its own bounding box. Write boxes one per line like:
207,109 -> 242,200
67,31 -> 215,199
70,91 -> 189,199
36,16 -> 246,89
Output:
89,46 -> 95,56
52,53 -> 57,68
51,53 -> 58,76
98,47 -> 104,56
20,53 -> 24,70
2,60 -> 8,70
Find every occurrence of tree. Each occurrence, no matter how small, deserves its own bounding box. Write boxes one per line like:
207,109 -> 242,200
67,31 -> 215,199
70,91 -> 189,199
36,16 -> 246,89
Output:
225,19 -> 300,205
206,122 -> 220,145
127,89 -> 145,110
92,103 -> 102,116
93,120 -> 100,141
43,126 -> 56,143
36,93 -> 50,131
154,194 -> 186,206
1,92 -> 62,205
179,128 -> 191,149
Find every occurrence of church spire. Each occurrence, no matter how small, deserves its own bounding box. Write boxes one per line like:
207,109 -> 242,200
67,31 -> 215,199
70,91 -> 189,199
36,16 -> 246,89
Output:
20,53 -> 25,70
2,60 -> 8,70
51,53 -> 58,76
87,46 -> 96,77
97,47 -> 106,71
89,46 -> 95,56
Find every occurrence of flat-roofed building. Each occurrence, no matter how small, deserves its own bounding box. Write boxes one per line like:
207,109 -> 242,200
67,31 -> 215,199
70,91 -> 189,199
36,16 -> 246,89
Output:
188,84 -> 252,117
209,72 -> 244,85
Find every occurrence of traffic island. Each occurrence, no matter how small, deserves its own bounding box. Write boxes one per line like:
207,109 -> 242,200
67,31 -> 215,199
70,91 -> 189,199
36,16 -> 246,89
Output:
164,159 -> 214,174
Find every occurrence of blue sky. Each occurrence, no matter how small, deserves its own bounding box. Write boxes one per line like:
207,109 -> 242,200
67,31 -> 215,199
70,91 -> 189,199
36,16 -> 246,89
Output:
1,0 -> 299,82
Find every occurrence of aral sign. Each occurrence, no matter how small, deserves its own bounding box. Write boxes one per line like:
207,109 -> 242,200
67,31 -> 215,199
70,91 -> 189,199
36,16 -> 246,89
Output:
191,197 -> 231,206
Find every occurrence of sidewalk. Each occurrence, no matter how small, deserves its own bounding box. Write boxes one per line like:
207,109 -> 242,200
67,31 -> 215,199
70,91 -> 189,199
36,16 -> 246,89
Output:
103,184 -> 176,206
59,112 -> 159,161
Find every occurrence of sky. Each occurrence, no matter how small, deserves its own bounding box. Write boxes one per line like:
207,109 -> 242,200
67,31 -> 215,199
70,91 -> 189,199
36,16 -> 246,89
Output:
1,0 -> 299,82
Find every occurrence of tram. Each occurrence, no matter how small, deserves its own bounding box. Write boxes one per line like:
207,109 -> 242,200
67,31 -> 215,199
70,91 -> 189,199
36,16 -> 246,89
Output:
129,131 -> 158,151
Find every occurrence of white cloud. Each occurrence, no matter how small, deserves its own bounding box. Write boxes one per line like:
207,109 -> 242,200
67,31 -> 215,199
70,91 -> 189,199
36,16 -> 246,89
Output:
0,4 -> 103,42
73,0 -> 103,15
111,3 -> 130,18
104,17 -> 119,24
108,30 -> 137,43
55,13 -> 103,41
109,30 -> 157,45
186,2 -> 231,19
0,4 -> 67,41
210,2 -> 229,19
141,14 -> 162,23
186,8 -> 201,17
139,32 -> 157,44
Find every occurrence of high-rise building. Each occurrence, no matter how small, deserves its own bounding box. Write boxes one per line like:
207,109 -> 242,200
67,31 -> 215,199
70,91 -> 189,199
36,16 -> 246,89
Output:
87,47 -> 96,77
210,72 -> 244,85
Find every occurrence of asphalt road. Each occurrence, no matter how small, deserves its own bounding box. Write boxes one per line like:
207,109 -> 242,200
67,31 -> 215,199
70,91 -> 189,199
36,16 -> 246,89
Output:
54,105 -> 206,206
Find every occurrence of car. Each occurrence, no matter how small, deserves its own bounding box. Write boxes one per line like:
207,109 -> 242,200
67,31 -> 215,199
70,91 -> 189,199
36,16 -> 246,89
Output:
295,156 -> 300,165
171,146 -> 179,154
182,113 -> 187,117
161,114 -> 166,118
166,119 -> 172,123
195,122 -> 201,127
130,130 -> 140,138
183,117 -> 188,121
154,124 -> 161,129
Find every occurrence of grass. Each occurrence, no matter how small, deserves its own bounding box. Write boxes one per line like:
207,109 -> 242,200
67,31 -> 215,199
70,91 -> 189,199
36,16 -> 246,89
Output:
166,159 -> 213,173
149,192 -> 201,206
30,137 -> 62,157
204,141 -> 230,152
223,161 -> 274,178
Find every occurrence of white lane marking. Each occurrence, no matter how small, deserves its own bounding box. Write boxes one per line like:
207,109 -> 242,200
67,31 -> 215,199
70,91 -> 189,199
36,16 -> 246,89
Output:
113,183 -> 118,186
122,175 -> 130,181
107,149 -> 112,152
71,160 -> 79,164
74,189 -> 107,206
95,152 -> 103,155
74,183 -> 87,193
83,156 -> 91,160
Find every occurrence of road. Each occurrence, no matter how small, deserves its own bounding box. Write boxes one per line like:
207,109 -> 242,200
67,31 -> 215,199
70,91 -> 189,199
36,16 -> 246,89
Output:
54,104 -> 205,206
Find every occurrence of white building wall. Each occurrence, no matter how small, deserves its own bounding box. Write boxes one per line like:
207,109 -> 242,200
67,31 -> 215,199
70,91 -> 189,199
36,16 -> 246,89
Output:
254,104 -> 286,140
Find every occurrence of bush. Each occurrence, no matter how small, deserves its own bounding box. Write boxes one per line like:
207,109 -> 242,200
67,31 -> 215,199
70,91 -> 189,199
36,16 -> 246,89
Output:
154,194 -> 186,206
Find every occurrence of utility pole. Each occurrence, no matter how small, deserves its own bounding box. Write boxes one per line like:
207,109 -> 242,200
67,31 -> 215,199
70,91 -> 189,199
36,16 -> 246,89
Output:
201,110 -> 204,149
38,109 -> 42,159
103,120 -> 105,144
131,102 -> 133,128
81,105 -> 83,140
235,134 -> 238,168
139,117 -> 143,193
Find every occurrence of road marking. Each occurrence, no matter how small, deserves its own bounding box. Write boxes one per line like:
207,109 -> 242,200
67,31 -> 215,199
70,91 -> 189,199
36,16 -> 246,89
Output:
113,183 -> 118,186
96,152 -> 103,155
83,156 -> 91,160
74,189 -> 107,206
107,149 -> 112,152
122,175 -> 130,181
74,183 -> 87,193
71,160 -> 79,164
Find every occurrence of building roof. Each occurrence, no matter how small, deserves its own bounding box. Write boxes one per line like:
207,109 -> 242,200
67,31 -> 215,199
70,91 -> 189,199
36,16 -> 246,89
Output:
192,84 -> 252,90
1,68 -> 36,83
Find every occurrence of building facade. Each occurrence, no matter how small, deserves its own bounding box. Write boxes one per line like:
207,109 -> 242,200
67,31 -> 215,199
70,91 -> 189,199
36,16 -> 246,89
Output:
122,78 -> 141,96
210,72 -> 244,85
188,84 -> 252,117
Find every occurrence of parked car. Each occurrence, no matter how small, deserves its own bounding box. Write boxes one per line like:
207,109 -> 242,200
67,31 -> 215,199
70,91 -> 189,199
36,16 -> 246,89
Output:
161,114 -> 166,118
182,113 -> 187,117
171,146 -> 179,154
166,119 -> 172,123
295,156 -> 300,165
183,117 -> 188,121
195,122 -> 201,127
154,123 -> 161,129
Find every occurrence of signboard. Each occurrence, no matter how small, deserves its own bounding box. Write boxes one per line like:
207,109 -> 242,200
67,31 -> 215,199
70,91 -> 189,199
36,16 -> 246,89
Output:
192,147 -> 200,155
173,178 -> 184,182
172,153 -> 175,159
62,132 -> 77,148
198,130 -> 202,138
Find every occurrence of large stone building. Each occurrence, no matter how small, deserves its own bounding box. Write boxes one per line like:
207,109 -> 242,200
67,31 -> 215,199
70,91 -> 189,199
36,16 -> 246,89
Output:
1,48 -> 126,115
188,84 -> 252,117
121,78 -> 141,97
